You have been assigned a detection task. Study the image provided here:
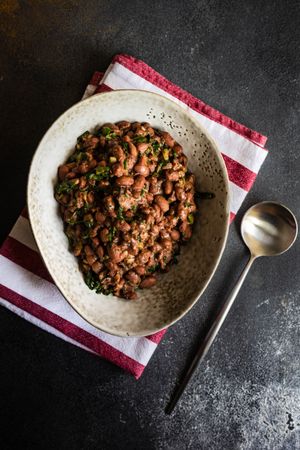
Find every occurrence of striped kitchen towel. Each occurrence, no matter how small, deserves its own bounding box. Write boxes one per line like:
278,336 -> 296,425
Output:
0,54 -> 268,378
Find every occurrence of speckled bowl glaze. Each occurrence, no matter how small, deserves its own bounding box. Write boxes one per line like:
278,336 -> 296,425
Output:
27,90 -> 230,337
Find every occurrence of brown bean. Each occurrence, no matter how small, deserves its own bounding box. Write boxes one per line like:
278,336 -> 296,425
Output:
92,261 -> 103,274
89,225 -> 100,238
112,162 -> 124,177
116,176 -> 134,187
86,253 -> 97,266
87,191 -> 94,204
79,177 -> 87,189
137,250 -> 152,265
161,238 -> 173,251
89,159 -> 98,170
182,224 -> 192,240
146,193 -> 154,203
134,156 -> 150,177
58,164 -> 70,180
140,276 -> 157,289
100,228 -> 110,242
73,243 -> 82,257
104,195 -> 115,211
78,161 -> 90,174
65,171 -> 76,180
99,160 -> 107,167
175,186 -> 186,201
91,237 -> 100,248
166,170 -> 179,181
154,195 -> 169,213
99,136 -> 106,147
95,211 -> 106,224
170,230 -> 180,241
133,175 -> 146,191
125,270 -> 141,285
125,155 -> 136,171
129,142 -> 138,159
178,154 -> 188,167
112,145 -> 125,161
96,245 -> 104,260
164,180 -> 173,195
115,220 -> 131,232
108,245 -> 124,263
84,245 -> 94,256
137,143 -> 149,154
161,131 -> 175,148
177,203 -> 188,221
116,120 -> 131,131
132,122 -> 141,130
134,266 -> 146,276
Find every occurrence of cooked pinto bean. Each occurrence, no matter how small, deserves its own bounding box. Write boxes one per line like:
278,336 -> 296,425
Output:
133,175 -> 146,191
140,276 -> 157,289
125,270 -> 141,285
134,266 -> 146,276
170,230 -> 180,241
112,162 -> 124,177
137,143 -> 149,154
100,228 -> 110,243
96,245 -> 104,260
116,120 -> 131,131
164,180 -> 173,195
116,220 -> 131,232
95,211 -> 106,223
175,186 -> 186,201
92,261 -> 103,274
55,122 -> 196,299
161,131 -> 175,148
134,155 -> 150,177
129,142 -> 138,159
154,195 -> 169,213
58,165 -> 70,180
116,176 -> 134,187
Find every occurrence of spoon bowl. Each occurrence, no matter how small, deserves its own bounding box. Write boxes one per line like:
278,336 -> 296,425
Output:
241,201 -> 298,257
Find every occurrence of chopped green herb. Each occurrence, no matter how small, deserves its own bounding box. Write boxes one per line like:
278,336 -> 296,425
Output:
84,271 -> 113,295
102,127 -> 111,136
108,226 -> 117,242
122,142 -> 129,153
117,207 -> 124,220
87,165 -> 110,181
187,213 -> 194,224
109,156 -> 117,164
106,132 -> 117,141
133,136 -> 147,143
124,159 -> 128,170
184,201 -> 191,208
55,180 -> 77,195
151,141 -> 160,154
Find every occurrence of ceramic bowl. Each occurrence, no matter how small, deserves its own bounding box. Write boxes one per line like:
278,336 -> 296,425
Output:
27,90 -> 230,337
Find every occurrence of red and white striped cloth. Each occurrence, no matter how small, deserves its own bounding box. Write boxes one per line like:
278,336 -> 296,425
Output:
0,54 -> 268,378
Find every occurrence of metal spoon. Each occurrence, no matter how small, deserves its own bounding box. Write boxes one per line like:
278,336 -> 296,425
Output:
166,201 -> 298,414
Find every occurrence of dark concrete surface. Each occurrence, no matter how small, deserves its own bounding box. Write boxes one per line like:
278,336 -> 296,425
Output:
0,1 -> 300,449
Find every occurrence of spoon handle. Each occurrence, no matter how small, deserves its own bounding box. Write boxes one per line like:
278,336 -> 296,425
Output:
166,255 -> 256,415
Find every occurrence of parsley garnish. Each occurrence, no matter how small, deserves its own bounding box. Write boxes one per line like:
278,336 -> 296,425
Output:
55,180 -> 77,195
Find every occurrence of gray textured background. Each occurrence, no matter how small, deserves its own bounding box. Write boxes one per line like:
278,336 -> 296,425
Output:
0,1 -> 299,449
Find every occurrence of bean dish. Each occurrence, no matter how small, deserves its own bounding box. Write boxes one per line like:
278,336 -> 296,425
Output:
54,121 -> 196,300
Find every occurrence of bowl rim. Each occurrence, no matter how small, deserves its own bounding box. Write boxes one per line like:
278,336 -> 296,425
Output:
27,89 -> 230,337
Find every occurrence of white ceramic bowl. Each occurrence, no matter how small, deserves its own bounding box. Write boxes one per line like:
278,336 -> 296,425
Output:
27,90 -> 230,337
